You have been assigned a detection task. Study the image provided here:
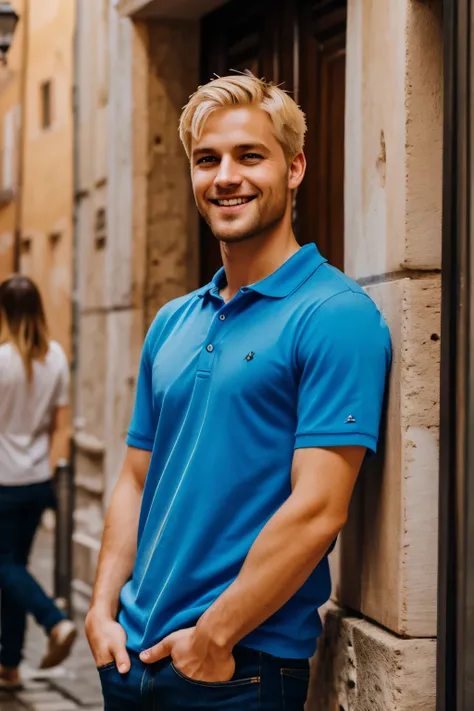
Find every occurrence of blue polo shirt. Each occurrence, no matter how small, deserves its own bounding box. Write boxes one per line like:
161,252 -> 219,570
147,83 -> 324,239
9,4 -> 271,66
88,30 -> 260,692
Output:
119,244 -> 391,658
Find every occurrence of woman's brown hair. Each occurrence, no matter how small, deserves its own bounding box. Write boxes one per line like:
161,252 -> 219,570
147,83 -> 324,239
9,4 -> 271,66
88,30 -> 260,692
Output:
0,275 -> 49,382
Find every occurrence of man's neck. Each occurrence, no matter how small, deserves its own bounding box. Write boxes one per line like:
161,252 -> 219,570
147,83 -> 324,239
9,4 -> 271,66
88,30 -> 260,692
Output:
219,229 -> 300,303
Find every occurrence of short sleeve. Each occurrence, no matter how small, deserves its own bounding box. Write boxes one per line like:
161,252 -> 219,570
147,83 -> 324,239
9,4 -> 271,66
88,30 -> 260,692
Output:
126,327 -> 157,451
54,344 -> 70,407
295,291 -> 391,454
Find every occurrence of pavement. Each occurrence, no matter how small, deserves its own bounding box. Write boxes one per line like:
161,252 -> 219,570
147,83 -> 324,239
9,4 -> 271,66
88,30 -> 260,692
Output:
0,530 -> 103,711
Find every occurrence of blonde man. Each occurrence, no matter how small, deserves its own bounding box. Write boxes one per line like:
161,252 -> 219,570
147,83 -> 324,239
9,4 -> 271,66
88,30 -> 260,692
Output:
86,74 -> 391,711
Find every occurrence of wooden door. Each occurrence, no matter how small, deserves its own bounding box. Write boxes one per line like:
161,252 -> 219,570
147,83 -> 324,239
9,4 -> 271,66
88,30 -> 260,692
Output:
200,0 -> 296,284
199,0 -> 347,283
297,0 -> 347,269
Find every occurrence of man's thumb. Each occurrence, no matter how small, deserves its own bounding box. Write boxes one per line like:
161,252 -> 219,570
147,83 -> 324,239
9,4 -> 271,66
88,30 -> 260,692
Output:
112,646 -> 131,675
140,636 -> 173,664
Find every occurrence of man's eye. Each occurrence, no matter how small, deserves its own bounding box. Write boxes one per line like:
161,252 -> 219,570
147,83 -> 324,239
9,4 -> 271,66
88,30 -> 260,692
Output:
242,153 -> 263,161
197,156 -> 218,165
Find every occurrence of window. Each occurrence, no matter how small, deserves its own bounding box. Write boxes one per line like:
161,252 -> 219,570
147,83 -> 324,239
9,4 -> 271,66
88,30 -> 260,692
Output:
40,80 -> 53,129
2,105 -> 20,194
49,230 -> 61,248
95,208 -> 106,249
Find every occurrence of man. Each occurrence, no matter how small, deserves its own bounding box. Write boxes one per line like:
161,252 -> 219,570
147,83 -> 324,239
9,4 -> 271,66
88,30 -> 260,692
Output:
86,73 -> 391,711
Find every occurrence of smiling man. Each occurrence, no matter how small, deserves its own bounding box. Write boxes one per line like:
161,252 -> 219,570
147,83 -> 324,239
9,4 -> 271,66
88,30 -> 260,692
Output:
85,74 -> 391,711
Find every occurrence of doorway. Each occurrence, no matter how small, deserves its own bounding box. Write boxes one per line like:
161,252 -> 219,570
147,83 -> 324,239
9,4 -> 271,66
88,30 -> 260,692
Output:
199,0 -> 348,285
438,0 -> 474,709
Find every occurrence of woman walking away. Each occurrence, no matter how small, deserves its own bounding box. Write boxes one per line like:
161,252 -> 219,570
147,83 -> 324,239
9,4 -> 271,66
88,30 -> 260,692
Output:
0,275 -> 77,690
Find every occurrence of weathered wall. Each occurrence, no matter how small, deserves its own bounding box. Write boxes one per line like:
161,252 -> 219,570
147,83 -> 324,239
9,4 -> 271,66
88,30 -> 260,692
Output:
145,20 -> 199,327
0,0 -> 24,280
20,0 -> 75,356
73,0 -> 111,595
309,604 -> 437,711
74,0 -> 147,595
72,5 -> 200,597
311,0 -> 443,708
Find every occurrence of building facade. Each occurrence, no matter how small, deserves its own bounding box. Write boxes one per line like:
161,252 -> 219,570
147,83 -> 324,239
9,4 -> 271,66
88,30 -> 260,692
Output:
21,0 -> 75,354
73,1 -> 443,707
0,0 -> 75,357
0,0 -> 23,281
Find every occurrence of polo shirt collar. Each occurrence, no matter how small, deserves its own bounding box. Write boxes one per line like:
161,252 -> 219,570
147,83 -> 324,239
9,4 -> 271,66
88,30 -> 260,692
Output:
197,243 -> 327,300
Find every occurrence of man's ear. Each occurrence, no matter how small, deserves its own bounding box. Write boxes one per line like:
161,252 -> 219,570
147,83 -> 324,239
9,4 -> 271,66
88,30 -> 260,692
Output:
288,152 -> 306,190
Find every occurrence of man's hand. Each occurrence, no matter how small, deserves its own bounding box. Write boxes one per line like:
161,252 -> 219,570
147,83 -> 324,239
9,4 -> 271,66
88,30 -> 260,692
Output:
85,607 -> 131,674
139,627 -> 235,683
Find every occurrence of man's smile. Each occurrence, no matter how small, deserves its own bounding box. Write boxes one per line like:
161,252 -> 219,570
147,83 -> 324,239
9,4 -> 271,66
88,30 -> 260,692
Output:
208,195 -> 258,212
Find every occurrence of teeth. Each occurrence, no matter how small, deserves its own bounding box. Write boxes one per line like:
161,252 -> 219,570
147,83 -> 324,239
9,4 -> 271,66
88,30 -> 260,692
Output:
216,197 -> 251,206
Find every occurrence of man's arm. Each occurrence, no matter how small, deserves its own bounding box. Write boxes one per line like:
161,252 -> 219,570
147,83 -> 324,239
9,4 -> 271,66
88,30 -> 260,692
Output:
85,446 -> 151,672
141,445 -> 365,680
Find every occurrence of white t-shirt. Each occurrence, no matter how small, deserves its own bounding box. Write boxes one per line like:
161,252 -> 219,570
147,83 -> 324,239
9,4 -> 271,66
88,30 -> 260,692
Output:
0,340 -> 70,485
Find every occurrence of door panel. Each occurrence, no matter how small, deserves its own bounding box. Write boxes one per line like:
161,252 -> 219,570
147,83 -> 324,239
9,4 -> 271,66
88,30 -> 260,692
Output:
297,0 -> 346,269
200,0 -> 285,283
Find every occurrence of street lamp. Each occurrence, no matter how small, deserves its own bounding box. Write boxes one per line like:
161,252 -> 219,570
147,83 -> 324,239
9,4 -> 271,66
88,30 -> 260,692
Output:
0,2 -> 18,65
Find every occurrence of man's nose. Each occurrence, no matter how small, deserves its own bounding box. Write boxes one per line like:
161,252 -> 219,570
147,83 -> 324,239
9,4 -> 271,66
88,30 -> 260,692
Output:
214,157 -> 242,189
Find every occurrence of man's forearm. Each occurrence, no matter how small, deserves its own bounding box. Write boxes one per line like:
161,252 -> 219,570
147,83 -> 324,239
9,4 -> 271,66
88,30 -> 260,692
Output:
90,471 -> 142,618
196,493 -> 342,652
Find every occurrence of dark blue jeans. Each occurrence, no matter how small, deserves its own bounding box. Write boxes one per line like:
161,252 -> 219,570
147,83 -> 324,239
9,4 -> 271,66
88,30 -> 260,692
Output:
98,646 -> 310,710
0,480 -> 65,668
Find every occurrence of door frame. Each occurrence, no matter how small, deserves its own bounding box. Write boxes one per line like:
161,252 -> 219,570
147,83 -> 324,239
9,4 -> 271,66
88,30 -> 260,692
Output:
438,0 -> 474,708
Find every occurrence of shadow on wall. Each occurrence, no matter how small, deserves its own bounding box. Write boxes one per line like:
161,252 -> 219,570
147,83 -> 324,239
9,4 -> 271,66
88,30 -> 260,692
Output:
307,393 -> 389,711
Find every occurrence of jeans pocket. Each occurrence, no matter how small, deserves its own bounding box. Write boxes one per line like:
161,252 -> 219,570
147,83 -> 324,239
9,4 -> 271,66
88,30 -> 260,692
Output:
170,662 -> 260,688
97,661 -> 117,673
281,667 -> 310,711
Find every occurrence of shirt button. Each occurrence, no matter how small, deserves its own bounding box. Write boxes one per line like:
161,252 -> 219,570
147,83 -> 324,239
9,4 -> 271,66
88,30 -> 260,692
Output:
206,344 -> 214,353
219,314 -> 226,321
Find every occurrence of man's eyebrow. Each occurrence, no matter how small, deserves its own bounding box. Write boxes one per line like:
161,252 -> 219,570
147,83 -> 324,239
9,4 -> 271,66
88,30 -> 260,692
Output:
192,147 -> 217,158
236,143 -> 268,152
192,142 -> 269,158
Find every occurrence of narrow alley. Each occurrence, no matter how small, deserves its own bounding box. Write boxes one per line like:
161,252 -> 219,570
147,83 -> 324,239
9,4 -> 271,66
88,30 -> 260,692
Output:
0,531 -> 102,711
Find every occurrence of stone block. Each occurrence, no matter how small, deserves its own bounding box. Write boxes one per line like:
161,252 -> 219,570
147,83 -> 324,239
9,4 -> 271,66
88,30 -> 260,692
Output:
73,529 -> 101,589
77,193 -> 107,311
105,8 -> 134,310
29,701 -> 78,711
308,605 -> 436,711
344,0 -> 442,279
76,313 -> 106,440
131,21 -> 150,311
405,0 -> 443,271
332,277 -> 440,637
103,310 -> 141,502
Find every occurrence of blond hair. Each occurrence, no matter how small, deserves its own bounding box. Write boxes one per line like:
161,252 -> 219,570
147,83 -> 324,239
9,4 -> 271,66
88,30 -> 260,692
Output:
179,73 -> 307,160
0,275 -> 49,383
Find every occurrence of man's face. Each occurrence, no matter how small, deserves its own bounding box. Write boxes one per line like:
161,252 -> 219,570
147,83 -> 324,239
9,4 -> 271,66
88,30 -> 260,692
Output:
191,107 -> 302,244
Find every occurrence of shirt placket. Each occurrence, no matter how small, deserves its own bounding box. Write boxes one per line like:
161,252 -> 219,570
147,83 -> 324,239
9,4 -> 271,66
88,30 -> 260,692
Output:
196,289 -> 248,374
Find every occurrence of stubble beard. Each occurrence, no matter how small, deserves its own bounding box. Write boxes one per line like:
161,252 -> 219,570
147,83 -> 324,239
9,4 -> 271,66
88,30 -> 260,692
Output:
200,192 -> 289,245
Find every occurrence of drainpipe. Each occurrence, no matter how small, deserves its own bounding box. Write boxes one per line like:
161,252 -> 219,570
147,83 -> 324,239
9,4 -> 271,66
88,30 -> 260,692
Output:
72,1 -> 79,387
13,0 -> 29,272
437,0 -> 474,709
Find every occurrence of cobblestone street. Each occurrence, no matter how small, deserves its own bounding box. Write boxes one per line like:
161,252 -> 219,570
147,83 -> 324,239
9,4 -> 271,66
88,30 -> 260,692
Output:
0,530 -> 103,711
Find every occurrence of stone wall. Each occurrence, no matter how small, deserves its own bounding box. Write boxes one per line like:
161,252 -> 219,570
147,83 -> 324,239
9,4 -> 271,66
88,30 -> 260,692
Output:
0,0 -> 24,280
72,6 -> 200,597
19,0 -> 75,355
145,20 -> 199,327
73,1 -> 146,597
310,1 -> 443,708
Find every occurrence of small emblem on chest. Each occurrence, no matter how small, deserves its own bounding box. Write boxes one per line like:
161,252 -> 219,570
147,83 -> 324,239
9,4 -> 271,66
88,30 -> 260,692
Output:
245,351 -> 255,362
345,415 -> 356,424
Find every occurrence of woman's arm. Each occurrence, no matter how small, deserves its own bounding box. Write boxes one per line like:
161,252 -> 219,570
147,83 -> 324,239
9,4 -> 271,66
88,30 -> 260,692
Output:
49,405 -> 71,471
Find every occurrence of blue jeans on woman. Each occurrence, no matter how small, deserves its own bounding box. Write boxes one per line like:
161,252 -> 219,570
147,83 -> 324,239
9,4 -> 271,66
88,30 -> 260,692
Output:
98,645 -> 310,710
0,480 -> 66,668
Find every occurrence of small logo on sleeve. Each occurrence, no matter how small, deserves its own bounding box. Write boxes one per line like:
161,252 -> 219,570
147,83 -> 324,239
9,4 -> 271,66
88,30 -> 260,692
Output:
345,415 -> 356,424
245,351 -> 255,362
